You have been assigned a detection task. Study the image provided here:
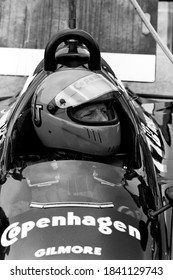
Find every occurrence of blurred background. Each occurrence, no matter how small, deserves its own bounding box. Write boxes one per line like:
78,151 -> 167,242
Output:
0,0 -> 172,97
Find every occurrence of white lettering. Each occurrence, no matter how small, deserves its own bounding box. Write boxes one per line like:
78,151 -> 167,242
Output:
34,245 -> 102,257
83,246 -> 93,254
52,216 -> 66,226
71,245 -> 83,254
36,218 -> 50,228
82,216 -> 96,226
21,221 -> 35,238
1,222 -> 20,246
46,247 -> 52,255
129,225 -> 141,240
49,247 -> 58,255
94,247 -> 102,255
67,212 -> 81,225
1,212 -> 141,247
35,248 -> 45,257
98,217 -> 112,234
58,246 -> 71,254
114,221 -> 127,232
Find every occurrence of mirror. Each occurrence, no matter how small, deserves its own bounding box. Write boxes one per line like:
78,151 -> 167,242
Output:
165,186 -> 173,204
148,186 -> 173,218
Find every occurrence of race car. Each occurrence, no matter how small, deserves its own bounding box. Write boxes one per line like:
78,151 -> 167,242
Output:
0,28 -> 173,260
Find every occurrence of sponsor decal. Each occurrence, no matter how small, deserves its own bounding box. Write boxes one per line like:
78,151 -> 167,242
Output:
0,123 -> 7,145
1,212 -> 141,247
33,104 -> 43,127
0,109 -> 9,145
141,122 -> 161,148
73,73 -> 101,89
35,245 -> 102,257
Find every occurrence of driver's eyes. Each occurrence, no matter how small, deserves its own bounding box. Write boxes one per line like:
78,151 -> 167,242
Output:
83,108 -> 107,117
101,109 -> 107,114
100,108 -> 108,115
83,111 -> 93,117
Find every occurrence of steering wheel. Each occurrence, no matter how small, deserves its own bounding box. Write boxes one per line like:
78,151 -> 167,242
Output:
44,29 -> 101,71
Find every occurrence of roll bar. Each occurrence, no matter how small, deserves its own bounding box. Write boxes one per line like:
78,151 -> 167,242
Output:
44,29 -> 101,71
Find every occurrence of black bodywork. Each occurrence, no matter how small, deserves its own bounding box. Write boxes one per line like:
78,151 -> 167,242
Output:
0,29 -> 173,260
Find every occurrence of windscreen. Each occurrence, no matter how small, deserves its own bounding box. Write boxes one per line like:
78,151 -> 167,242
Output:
23,160 -> 124,204
0,160 -> 126,218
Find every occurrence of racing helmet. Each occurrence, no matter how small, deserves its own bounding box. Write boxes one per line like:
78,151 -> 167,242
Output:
32,69 -> 121,157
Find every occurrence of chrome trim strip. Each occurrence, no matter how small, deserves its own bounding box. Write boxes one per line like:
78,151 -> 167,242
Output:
30,201 -> 114,209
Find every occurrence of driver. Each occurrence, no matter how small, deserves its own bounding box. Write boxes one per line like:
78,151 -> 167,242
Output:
31,72 -> 121,159
73,103 -> 109,122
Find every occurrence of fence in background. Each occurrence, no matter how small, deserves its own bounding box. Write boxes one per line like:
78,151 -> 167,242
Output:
0,0 -> 158,54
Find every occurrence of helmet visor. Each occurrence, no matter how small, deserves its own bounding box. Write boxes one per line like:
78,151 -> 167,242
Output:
54,73 -> 119,109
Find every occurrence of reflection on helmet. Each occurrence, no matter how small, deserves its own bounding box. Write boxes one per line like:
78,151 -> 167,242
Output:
32,70 -> 121,157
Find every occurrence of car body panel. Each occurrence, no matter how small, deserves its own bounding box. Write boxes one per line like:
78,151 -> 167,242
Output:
0,160 -> 154,260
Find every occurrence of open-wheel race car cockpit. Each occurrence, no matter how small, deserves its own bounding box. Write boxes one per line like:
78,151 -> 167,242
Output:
0,29 -> 173,260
